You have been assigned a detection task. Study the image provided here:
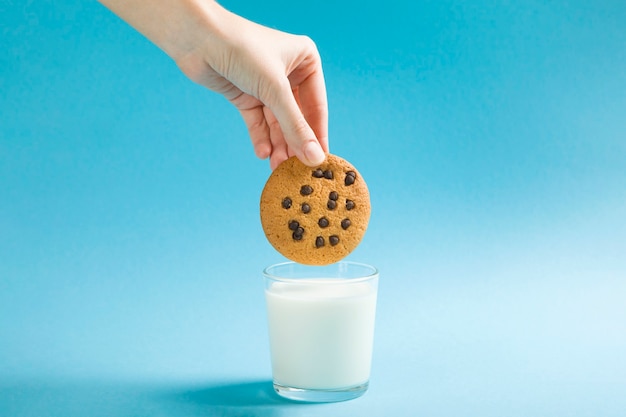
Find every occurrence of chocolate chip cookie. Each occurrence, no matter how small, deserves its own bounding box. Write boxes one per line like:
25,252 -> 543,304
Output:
260,154 -> 370,265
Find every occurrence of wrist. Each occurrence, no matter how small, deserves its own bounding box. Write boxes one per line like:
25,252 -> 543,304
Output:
153,0 -> 227,62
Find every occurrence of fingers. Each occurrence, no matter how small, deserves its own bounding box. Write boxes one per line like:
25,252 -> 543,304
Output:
239,103 -> 293,170
291,38 -> 328,155
239,106 -> 271,160
263,106 -> 290,170
265,77 -> 326,167
266,36 -> 328,166
290,60 -> 329,154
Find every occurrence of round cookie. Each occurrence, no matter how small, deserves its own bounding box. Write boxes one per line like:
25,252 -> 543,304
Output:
260,154 -> 370,265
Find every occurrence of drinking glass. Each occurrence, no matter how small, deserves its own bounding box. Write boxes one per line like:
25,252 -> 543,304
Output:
263,261 -> 378,402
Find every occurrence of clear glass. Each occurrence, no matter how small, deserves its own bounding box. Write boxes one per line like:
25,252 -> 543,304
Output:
263,261 -> 379,402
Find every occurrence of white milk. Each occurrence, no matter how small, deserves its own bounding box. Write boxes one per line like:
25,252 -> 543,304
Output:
265,279 -> 377,390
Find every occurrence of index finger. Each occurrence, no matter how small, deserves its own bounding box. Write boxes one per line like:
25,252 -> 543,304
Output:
291,66 -> 329,154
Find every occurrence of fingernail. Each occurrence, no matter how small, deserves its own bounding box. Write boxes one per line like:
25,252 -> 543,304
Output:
304,142 -> 326,166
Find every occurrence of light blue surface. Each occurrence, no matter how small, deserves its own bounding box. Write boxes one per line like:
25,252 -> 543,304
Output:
1,0 -> 625,416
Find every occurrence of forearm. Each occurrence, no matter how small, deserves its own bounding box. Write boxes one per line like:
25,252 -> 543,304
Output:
98,0 -> 226,61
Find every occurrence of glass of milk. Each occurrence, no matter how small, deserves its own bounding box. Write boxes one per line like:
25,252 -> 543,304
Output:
263,261 -> 378,402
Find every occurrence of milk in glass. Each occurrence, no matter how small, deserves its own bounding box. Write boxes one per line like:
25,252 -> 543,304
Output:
265,279 -> 377,390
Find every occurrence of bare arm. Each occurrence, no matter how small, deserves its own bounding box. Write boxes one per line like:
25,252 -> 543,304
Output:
99,0 -> 328,169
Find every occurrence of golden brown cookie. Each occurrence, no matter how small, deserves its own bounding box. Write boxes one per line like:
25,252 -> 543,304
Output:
260,154 -> 370,265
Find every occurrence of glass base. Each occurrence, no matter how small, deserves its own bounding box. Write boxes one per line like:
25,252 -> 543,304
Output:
273,381 -> 369,403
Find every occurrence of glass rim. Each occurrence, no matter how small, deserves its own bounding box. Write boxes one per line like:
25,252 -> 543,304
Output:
263,261 -> 378,285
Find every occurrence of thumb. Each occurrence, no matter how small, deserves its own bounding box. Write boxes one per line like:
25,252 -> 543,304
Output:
268,82 -> 326,167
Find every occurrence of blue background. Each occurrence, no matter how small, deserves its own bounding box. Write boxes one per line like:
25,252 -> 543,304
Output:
1,0 -> 625,415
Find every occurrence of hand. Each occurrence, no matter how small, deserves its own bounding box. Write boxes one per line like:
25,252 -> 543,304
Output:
99,0 -> 328,169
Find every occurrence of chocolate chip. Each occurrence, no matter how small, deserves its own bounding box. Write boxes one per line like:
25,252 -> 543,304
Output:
282,197 -> 292,209
344,171 -> 356,186
323,170 -> 333,179
292,227 -> 304,241
327,199 -> 337,210
341,219 -> 351,230
329,191 -> 338,201
329,235 -> 340,246
301,203 -> 311,214
318,217 -> 329,228
315,236 -> 325,248
346,199 -> 355,210
300,185 -> 313,196
288,220 -> 300,231
312,168 -> 324,178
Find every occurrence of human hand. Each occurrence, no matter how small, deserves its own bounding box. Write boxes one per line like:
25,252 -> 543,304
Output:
99,0 -> 328,169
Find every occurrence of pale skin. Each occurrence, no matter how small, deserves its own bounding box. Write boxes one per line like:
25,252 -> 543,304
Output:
98,0 -> 328,170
